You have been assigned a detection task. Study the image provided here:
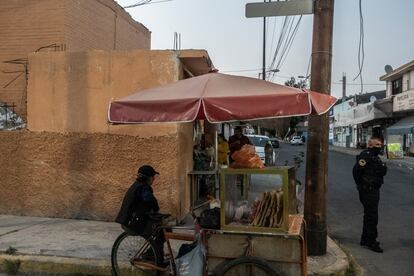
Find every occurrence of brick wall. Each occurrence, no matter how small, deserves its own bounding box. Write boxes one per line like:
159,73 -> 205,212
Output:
0,0 -> 65,117
64,0 -> 150,51
0,0 -> 150,118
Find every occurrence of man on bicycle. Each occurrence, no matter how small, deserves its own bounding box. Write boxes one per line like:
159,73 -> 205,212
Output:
115,165 -> 165,263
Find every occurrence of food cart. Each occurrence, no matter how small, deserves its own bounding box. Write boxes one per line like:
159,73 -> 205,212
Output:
108,72 -> 336,275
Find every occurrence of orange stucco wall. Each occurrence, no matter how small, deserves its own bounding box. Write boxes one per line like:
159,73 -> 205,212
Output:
0,50 -> 195,221
0,131 -> 182,220
27,50 -> 179,137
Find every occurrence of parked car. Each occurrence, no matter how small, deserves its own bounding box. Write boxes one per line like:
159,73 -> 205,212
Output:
290,136 -> 304,145
269,138 -> 280,148
246,135 -> 275,161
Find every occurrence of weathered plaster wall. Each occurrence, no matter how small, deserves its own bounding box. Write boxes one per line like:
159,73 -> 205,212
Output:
0,49 -> 195,221
27,50 -> 179,137
0,131 -> 180,220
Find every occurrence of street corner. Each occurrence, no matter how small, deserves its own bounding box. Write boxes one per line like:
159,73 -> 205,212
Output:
307,237 -> 351,276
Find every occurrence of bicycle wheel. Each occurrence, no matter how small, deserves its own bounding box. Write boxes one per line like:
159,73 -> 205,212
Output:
215,256 -> 281,276
111,232 -> 161,276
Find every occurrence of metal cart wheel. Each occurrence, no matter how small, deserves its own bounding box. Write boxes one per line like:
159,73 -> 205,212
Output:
111,232 -> 162,276
215,256 -> 282,276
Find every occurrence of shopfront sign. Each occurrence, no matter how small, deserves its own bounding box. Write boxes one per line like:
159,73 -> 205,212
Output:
387,143 -> 404,159
393,90 -> 414,112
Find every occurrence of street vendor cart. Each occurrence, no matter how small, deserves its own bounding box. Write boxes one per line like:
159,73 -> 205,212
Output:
108,72 -> 336,275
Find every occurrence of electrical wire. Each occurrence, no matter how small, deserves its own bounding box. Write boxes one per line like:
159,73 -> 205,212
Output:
269,16 -> 290,70
277,15 -> 302,71
123,0 -> 172,8
123,0 -> 151,8
268,17 -> 278,67
220,68 -> 263,73
353,0 -> 365,94
268,15 -> 303,82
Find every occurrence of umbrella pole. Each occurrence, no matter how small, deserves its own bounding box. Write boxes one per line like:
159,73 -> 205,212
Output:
215,130 -> 218,170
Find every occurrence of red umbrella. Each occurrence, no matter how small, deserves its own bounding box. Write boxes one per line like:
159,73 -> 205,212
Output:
108,73 -> 336,123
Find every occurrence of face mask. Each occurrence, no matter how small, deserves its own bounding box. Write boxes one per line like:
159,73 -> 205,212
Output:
371,147 -> 382,156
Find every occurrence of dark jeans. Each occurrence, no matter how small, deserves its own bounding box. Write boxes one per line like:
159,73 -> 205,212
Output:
122,219 -> 165,263
358,187 -> 380,244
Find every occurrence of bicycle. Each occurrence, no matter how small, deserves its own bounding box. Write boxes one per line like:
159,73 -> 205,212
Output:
111,213 -> 280,276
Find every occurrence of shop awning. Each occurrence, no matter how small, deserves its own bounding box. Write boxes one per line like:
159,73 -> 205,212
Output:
333,102 -> 388,127
387,116 -> 414,135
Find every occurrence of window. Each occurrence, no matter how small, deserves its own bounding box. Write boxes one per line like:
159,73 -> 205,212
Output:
392,78 -> 402,95
248,136 -> 270,147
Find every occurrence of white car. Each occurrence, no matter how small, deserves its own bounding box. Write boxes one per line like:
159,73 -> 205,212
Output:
246,135 -> 275,162
290,136 -> 304,145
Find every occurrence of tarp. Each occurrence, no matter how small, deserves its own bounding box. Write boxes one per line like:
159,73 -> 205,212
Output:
387,116 -> 414,135
108,73 -> 337,124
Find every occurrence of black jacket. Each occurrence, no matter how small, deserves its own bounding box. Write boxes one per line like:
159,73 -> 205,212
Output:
115,179 -> 160,226
352,149 -> 387,189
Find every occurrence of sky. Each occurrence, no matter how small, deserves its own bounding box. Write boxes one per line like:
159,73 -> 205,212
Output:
115,0 -> 413,99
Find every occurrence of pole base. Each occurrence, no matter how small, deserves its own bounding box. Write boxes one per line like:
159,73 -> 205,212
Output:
306,225 -> 327,256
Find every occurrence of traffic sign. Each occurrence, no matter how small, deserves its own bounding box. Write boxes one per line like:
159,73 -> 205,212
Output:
246,0 -> 314,18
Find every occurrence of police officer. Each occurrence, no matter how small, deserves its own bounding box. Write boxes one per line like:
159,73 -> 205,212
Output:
352,137 -> 387,253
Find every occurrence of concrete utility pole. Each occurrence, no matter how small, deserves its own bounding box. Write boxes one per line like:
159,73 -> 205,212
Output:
304,0 -> 335,256
342,73 -> 346,101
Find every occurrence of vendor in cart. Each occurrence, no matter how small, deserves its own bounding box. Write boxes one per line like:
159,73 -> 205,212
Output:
228,126 -> 252,164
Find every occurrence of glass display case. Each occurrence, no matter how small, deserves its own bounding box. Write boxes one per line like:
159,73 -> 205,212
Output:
220,167 -> 297,233
189,170 -> 219,208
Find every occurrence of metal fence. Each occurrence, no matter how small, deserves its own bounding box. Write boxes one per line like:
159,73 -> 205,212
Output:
0,102 -> 26,130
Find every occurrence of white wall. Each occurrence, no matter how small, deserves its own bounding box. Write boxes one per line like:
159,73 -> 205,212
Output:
410,70 -> 414,91
403,72 -> 410,91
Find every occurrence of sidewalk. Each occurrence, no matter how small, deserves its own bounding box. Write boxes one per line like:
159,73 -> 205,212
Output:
330,145 -> 414,170
0,215 -> 351,275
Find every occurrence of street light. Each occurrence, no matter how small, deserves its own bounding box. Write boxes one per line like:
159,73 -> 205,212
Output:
258,68 -> 280,80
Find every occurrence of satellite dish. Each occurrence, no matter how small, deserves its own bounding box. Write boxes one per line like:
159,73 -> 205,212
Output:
370,96 -> 377,103
384,65 -> 393,74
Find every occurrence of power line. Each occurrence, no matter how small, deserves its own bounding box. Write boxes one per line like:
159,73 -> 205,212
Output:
277,15 -> 302,72
353,0 -> 365,94
123,0 -> 173,8
220,68 -> 263,73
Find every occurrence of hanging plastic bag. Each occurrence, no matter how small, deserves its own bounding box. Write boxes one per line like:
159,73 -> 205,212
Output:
175,234 -> 206,276
230,144 -> 264,169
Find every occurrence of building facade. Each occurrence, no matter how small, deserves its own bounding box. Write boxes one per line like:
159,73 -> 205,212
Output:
0,0 -> 150,118
380,60 -> 414,157
332,91 -> 388,148
0,49 -> 214,221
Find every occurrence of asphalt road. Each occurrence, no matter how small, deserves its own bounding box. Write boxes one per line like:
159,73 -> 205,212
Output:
274,143 -> 414,276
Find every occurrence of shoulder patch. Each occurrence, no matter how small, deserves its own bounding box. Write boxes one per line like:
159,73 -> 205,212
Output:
358,159 -> 366,166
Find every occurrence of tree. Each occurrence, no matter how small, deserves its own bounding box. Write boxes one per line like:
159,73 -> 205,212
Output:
284,77 -> 307,88
284,77 -> 307,136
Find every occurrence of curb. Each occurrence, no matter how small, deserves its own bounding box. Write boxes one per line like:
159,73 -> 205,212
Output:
1,243 -> 351,276
307,237 -> 350,276
333,240 -> 366,276
0,254 -> 112,275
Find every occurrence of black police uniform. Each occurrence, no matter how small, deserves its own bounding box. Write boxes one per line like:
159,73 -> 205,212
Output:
352,148 -> 387,249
